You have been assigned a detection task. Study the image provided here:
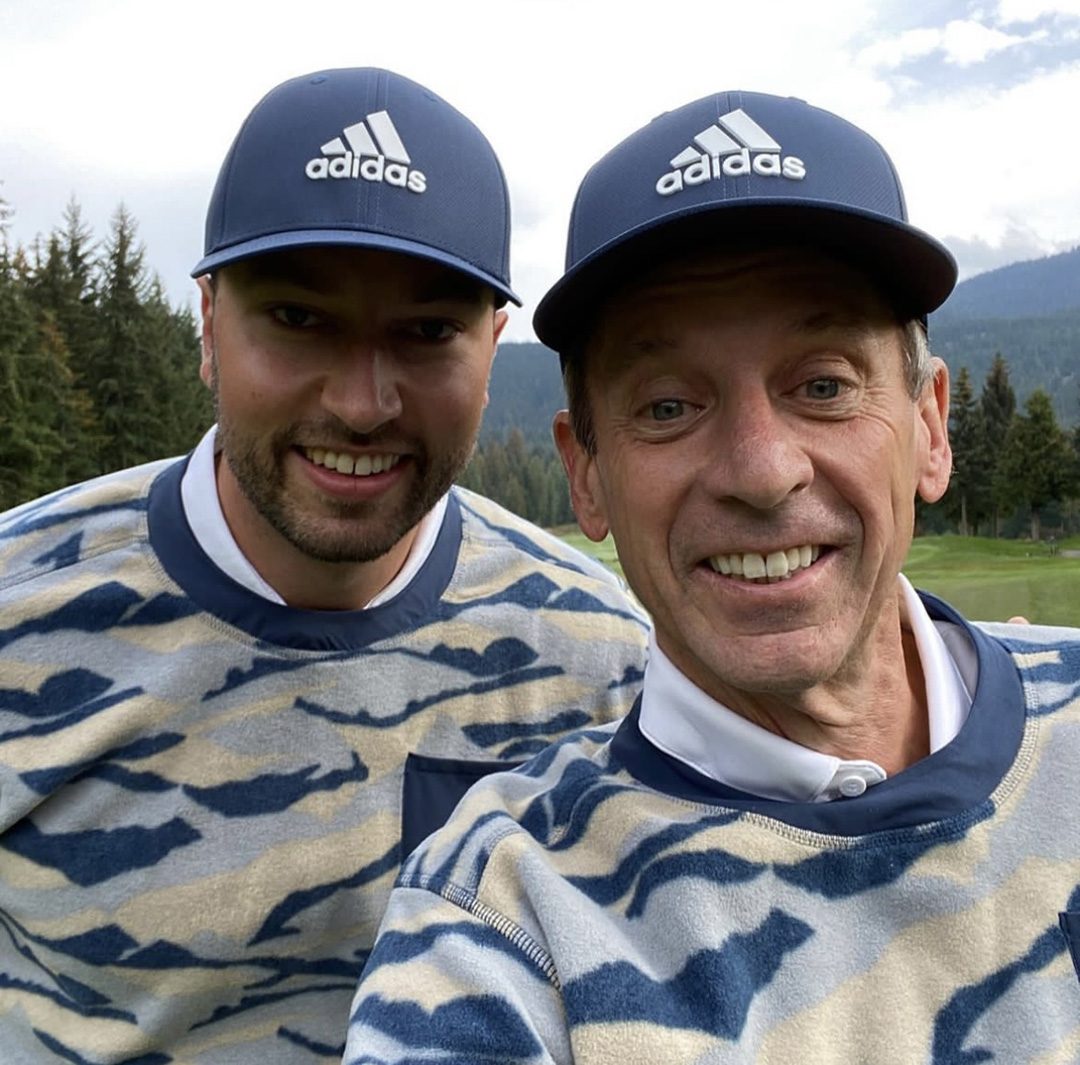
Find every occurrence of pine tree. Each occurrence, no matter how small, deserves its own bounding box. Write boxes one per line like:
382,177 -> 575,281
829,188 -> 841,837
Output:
24,312 -> 93,496
25,213 -> 104,483
1067,421 -> 1080,534
140,280 -> 211,456
90,206 -> 158,472
0,245 -> 36,506
980,353 -> 1017,536
945,366 -> 992,536
995,389 -> 1072,541
0,240 -> 63,506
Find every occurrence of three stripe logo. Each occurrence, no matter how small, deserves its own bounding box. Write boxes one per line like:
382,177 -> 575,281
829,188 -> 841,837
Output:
305,111 -> 427,193
656,108 -> 806,197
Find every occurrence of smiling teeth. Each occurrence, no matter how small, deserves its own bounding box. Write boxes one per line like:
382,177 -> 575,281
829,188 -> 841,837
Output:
709,545 -> 821,583
305,448 -> 402,476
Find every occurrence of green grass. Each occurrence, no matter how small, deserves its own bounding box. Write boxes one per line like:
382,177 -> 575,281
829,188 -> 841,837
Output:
903,535 -> 1080,626
552,526 -> 1080,627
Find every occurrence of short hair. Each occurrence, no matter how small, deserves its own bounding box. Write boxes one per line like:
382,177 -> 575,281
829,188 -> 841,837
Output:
562,318 -> 933,457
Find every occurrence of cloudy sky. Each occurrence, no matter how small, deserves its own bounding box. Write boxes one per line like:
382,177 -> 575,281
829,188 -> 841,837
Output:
2,0 -> 1078,341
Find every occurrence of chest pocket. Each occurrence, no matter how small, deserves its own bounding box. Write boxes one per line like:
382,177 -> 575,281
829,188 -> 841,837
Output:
401,753 -> 523,858
1059,912 -> 1080,982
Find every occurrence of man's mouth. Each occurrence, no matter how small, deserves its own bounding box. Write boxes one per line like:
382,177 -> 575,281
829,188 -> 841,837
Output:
708,544 -> 823,583
302,447 -> 403,477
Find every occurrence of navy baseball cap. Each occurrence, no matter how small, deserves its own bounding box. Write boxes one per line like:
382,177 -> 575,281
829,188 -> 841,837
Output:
193,67 -> 519,305
534,90 -> 956,350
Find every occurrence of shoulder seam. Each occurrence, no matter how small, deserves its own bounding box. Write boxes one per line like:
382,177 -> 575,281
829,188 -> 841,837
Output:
405,870 -> 560,990
439,880 -> 561,990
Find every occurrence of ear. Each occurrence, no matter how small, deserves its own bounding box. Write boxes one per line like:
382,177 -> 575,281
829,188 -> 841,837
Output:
480,309 -> 509,410
197,276 -> 216,388
492,308 -> 509,345
915,357 -> 952,504
553,411 -> 609,542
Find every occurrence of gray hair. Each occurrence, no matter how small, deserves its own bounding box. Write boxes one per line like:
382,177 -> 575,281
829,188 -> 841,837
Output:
901,320 -> 934,398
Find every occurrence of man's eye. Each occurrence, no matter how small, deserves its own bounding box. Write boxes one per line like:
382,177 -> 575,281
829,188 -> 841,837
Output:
650,399 -> 686,421
805,378 -> 842,400
271,306 -> 321,328
410,320 -> 459,342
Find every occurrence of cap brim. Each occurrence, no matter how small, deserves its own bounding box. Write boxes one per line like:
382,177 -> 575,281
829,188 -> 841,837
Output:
192,229 -> 521,307
534,200 -> 956,352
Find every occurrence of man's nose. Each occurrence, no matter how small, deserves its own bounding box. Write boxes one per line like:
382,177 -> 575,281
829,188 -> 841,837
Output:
319,347 -> 403,433
701,390 -> 814,510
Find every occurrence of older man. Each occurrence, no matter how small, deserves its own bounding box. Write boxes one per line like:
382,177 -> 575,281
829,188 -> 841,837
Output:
0,69 -> 647,1062
344,91 -> 1080,1062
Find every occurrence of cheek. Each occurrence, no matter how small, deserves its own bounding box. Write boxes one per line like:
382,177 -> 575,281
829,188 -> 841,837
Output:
414,364 -> 490,423
598,453 -> 677,548
216,360 -> 291,413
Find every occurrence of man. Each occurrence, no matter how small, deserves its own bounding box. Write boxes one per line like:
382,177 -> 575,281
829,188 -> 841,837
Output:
345,91 -> 1080,1062
0,69 -> 647,1062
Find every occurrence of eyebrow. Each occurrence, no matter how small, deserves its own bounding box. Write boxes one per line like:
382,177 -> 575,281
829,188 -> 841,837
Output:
624,337 -> 681,356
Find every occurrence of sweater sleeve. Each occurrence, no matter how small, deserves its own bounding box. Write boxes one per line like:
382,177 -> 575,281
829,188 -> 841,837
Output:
343,884 -> 570,1064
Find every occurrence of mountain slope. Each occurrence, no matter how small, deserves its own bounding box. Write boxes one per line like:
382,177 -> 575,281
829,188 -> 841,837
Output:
934,246 -> 1080,322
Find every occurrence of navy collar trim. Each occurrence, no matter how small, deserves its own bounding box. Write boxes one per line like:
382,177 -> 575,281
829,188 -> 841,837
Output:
609,593 -> 1025,836
147,457 -> 463,651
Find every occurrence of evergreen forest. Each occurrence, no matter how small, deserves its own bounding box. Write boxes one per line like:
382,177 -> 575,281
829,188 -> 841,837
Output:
0,197 -> 209,510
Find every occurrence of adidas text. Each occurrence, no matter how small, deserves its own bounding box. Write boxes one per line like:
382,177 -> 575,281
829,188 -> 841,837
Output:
657,148 -> 805,196
305,153 -> 427,193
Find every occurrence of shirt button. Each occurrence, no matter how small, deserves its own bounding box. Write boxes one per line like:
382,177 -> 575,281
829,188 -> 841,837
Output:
838,775 -> 868,798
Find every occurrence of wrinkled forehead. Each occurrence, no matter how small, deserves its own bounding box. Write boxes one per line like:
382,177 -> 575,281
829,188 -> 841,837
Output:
585,245 -> 901,372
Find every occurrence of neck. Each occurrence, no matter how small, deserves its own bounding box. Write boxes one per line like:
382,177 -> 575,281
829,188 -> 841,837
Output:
713,602 -> 931,774
254,537 -> 415,612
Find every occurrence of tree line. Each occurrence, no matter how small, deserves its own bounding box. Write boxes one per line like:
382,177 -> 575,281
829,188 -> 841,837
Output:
3,195 -> 1078,541
458,428 -> 575,528
929,353 -> 1080,541
0,195 -> 209,511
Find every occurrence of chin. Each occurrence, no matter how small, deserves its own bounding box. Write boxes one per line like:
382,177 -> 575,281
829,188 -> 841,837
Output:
698,642 -> 842,697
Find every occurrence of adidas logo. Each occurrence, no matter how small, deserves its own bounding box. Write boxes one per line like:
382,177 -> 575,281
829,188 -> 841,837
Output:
305,111 -> 427,193
656,108 -> 806,197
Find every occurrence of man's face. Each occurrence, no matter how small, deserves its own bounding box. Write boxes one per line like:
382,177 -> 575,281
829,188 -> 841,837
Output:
555,248 -> 951,704
200,246 -> 506,565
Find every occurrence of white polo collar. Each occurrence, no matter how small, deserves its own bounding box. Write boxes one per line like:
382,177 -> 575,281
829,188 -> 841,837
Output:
638,575 -> 975,802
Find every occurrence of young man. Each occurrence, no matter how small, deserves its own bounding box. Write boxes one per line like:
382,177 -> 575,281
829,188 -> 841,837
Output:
0,69 -> 647,1061
345,91 -> 1080,1062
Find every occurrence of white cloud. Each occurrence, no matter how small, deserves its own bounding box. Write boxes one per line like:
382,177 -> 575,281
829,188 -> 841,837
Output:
939,19 -> 1030,63
866,59 -> 1080,277
858,19 -> 1028,70
944,222 -> 1070,279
